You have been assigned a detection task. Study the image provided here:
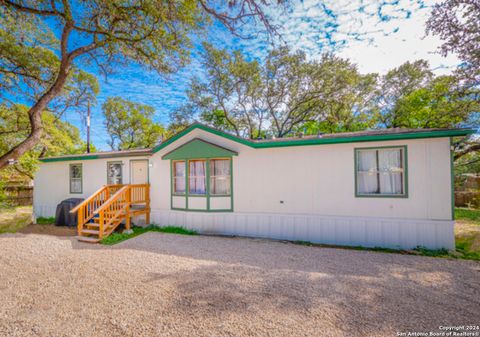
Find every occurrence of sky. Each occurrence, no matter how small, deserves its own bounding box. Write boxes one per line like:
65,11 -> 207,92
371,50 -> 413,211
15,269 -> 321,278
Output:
65,0 -> 460,150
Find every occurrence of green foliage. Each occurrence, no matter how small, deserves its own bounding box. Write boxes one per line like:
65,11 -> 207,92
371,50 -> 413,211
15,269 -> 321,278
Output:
455,152 -> 480,177
0,104 -> 90,179
388,75 -> 480,129
102,97 -> 166,150
413,247 -> 451,258
455,208 -> 480,225
36,217 -> 55,225
178,47 -> 477,140
101,225 -> 197,245
177,45 -> 379,138
0,0 -> 276,168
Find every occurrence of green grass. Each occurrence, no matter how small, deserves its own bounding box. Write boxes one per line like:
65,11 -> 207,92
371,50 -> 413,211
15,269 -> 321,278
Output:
101,225 -> 197,245
455,208 -> 480,225
36,217 -> 55,225
0,206 -> 32,233
293,239 -> 471,259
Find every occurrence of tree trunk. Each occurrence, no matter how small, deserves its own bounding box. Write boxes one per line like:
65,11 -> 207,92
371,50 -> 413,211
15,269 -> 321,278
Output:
0,60 -> 72,170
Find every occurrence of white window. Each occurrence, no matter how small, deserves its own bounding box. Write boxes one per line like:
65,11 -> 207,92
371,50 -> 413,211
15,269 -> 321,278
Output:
70,164 -> 82,194
173,161 -> 186,194
210,159 -> 231,195
356,147 -> 406,196
107,162 -> 122,185
189,160 -> 206,195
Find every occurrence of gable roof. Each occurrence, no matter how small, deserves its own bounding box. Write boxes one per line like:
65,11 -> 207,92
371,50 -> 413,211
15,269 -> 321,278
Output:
162,138 -> 238,160
39,123 -> 475,162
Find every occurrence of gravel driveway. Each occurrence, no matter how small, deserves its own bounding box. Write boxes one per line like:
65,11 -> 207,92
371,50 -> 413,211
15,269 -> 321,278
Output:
0,231 -> 479,337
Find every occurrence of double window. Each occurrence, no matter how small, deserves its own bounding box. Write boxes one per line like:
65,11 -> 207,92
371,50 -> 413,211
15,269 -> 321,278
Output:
355,146 -> 407,197
173,158 -> 231,196
70,164 -> 82,194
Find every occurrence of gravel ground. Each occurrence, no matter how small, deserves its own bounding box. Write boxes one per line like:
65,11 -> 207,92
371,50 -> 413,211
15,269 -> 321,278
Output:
0,231 -> 479,337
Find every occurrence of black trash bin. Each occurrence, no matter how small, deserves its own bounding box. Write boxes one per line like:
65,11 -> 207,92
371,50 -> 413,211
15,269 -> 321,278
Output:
55,198 -> 84,226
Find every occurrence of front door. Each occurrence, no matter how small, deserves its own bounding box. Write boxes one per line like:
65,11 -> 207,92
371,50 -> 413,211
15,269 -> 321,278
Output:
130,160 -> 149,184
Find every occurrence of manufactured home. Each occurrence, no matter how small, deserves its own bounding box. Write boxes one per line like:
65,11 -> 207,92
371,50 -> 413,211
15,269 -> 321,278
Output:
34,124 -> 474,249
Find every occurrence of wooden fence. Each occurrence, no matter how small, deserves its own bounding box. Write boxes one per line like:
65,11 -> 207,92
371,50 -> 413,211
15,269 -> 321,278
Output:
3,181 -> 33,206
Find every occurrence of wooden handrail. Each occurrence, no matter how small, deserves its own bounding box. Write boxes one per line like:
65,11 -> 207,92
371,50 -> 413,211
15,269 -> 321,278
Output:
75,183 -> 150,241
93,185 -> 130,215
70,185 -> 108,214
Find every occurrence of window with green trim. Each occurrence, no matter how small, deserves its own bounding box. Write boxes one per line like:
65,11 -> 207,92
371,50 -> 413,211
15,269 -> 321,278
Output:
210,159 -> 231,195
70,164 -> 82,194
355,147 -> 407,197
173,160 -> 186,194
170,157 -> 233,211
189,160 -> 207,195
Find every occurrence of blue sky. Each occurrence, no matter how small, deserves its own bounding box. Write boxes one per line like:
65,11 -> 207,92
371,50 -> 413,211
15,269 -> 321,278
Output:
64,0 -> 459,150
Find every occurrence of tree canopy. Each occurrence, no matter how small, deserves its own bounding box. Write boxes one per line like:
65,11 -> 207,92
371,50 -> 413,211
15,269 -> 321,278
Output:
0,0 -> 282,169
0,104 -> 90,179
176,44 -> 379,138
103,97 -> 166,151
174,45 -> 478,141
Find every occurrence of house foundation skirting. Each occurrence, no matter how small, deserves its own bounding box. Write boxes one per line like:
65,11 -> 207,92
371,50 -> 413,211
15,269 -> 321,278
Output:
151,210 -> 455,250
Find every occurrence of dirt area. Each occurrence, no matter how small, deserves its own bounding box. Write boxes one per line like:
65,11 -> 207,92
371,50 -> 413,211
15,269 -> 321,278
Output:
0,232 -> 478,337
19,223 -> 76,236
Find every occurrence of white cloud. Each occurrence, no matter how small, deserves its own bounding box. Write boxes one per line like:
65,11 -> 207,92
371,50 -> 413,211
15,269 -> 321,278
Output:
237,0 -> 460,75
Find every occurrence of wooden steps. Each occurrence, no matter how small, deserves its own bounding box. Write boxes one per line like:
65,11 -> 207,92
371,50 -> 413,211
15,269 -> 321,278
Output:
77,236 -> 100,243
81,229 -> 100,235
71,184 -> 150,244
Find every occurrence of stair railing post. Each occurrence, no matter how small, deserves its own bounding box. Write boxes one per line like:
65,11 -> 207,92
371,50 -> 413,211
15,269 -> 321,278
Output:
145,184 -> 150,225
125,186 -> 131,231
78,206 -> 84,236
99,211 -> 104,240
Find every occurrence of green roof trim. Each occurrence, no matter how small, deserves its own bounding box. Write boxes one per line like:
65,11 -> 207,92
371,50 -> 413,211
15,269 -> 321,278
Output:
39,151 -> 150,163
162,138 -> 238,160
152,123 -> 475,153
40,154 -> 102,163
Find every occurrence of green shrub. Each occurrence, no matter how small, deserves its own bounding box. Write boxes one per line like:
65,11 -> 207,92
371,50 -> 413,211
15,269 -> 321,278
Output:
36,217 -> 55,225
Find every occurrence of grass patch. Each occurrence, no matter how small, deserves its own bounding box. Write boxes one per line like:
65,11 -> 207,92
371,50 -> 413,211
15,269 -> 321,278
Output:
0,206 -> 32,233
455,208 -> 480,225
292,240 -> 478,261
36,217 -> 55,225
101,225 -> 197,245
294,241 -> 411,255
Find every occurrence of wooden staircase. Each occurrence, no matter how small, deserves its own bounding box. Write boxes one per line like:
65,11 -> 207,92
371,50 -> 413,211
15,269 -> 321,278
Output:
70,184 -> 150,243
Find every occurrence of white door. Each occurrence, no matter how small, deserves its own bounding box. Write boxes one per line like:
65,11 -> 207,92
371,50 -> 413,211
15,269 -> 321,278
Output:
130,160 -> 148,184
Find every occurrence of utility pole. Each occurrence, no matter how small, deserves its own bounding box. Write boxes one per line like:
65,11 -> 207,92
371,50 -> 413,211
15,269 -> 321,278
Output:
86,99 -> 91,153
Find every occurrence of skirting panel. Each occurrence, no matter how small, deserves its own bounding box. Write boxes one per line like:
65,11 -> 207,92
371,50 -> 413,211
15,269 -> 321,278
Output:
34,205 -> 57,218
150,210 -> 455,250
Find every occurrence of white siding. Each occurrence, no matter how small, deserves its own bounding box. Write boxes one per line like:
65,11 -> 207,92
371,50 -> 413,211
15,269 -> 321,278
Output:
33,156 -> 149,217
34,128 -> 454,249
147,129 -> 454,249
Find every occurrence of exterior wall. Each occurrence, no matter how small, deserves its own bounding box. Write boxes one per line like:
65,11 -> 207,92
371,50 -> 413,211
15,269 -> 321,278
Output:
33,128 -> 455,249
33,156 -> 149,218
149,129 -> 454,249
